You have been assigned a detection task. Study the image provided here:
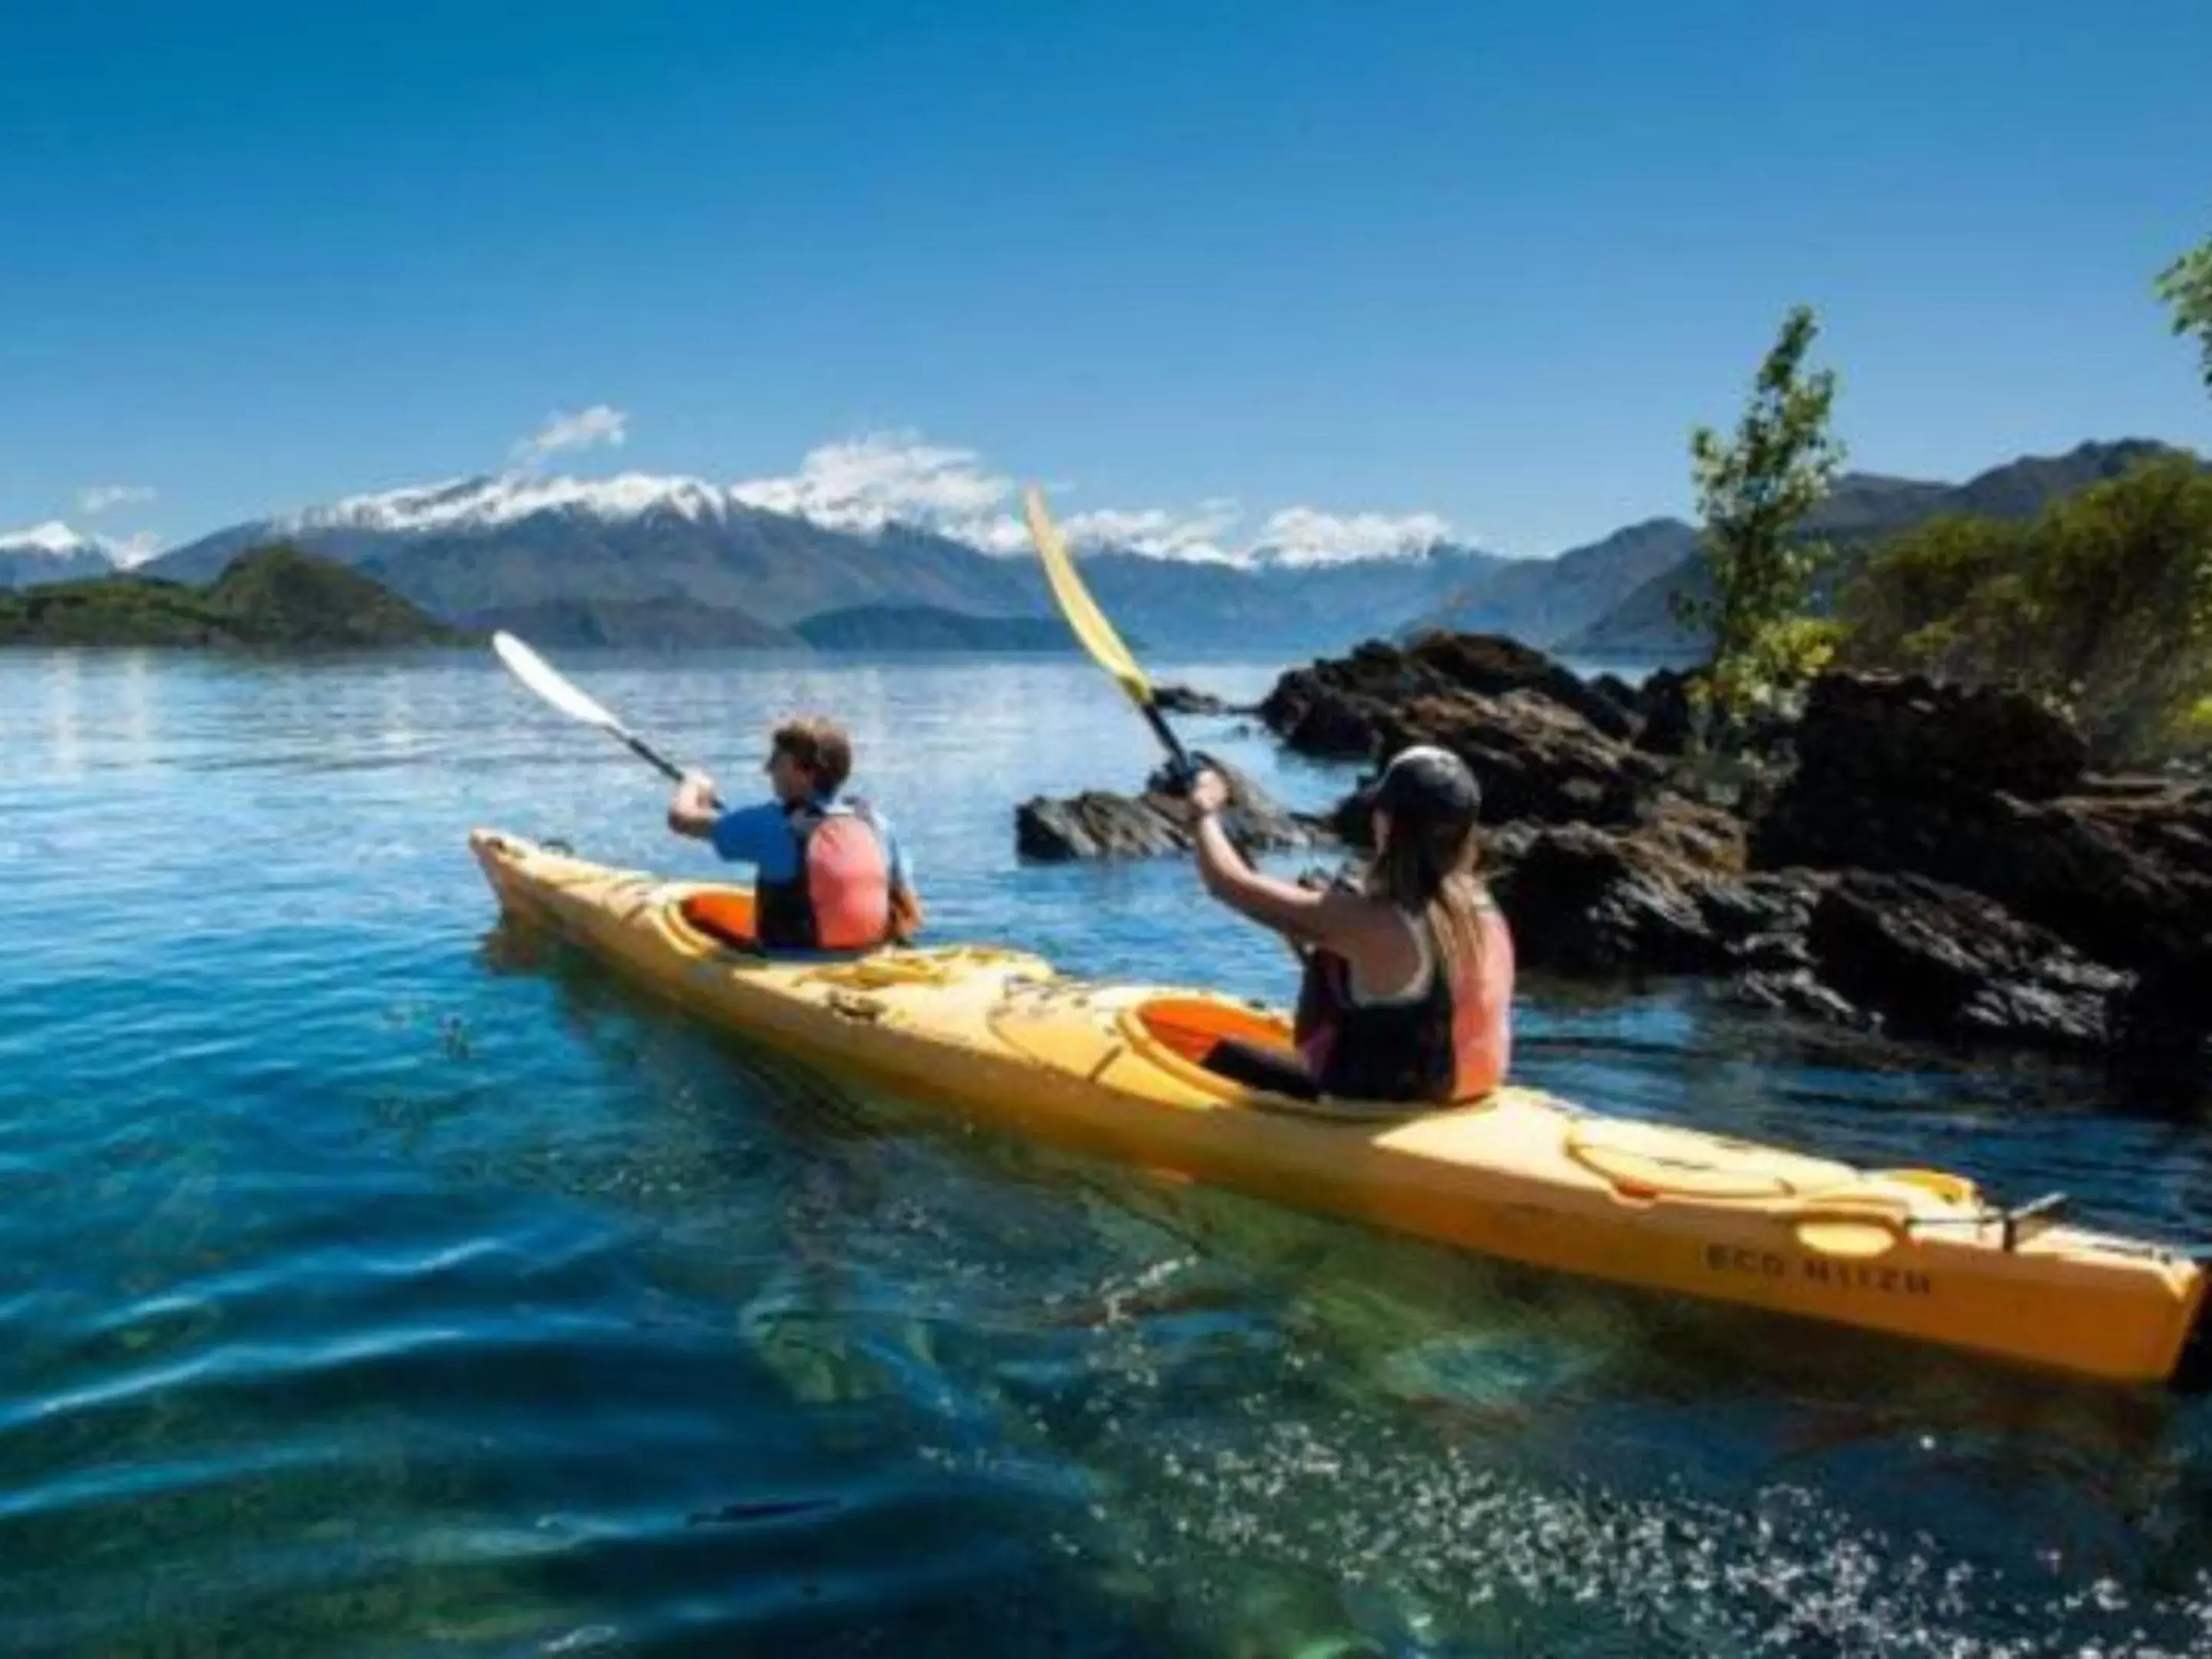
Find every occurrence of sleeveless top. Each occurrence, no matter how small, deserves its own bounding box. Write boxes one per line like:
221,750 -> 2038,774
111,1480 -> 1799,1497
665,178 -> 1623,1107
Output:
1291,892 -> 1514,1103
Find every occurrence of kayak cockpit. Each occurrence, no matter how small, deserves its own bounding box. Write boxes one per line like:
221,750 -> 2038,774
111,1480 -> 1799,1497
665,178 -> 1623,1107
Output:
1121,994 -> 1444,1120
1132,995 -> 1296,1067
673,889 -> 760,952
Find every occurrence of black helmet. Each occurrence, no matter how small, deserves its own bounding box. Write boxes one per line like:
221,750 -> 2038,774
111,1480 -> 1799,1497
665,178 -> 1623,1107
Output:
1369,743 -> 1482,826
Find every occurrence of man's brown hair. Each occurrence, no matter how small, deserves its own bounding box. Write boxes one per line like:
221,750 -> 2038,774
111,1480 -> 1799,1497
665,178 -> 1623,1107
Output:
772,716 -> 854,793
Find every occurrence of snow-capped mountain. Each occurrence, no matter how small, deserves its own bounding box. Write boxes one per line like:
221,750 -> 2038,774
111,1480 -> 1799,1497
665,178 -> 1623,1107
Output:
279,472 -> 749,535
146,472 -> 1505,651
0,522 -> 118,589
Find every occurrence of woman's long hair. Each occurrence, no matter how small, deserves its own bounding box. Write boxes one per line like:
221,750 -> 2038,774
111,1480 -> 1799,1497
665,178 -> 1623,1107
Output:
1363,784 -> 1490,984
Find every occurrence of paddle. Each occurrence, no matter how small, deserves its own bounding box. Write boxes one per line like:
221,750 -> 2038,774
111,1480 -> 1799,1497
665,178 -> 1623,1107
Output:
492,630 -> 720,805
1022,485 -> 1200,788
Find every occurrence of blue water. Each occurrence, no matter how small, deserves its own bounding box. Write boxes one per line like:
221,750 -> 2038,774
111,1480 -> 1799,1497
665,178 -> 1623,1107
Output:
2,646 -> 2210,1657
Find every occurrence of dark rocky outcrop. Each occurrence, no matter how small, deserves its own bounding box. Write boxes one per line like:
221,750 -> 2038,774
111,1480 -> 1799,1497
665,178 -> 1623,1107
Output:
1259,632 -> 1640,757
1800,872 -> 2128,1050
1030,628 -> 2210,1070
1151,683 -> 1240,716
1369,690 -> 1667,828
1753,672 -> 2212,989
1015,757 -> 1330,863
1336,642 -> 2207,1061
1765,672 -> 2089,805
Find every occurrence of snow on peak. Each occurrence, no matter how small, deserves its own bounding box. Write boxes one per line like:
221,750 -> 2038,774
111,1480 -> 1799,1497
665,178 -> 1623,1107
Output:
0,519 -> 99,556
202,432 -> 1474,568
724,435 -> 1472,566
275,472 -> 740,535
1246,507 -> 1456,568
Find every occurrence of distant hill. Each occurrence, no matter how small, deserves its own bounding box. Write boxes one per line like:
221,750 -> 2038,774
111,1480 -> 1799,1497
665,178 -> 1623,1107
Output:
460,596 -> 803,650
1078,544 -> 1503,654
794,603 -> 1093,652
1561,439 -> 2191,658
0,545 -> 467,648
0,523 -> 117,590
1402,518 -> 1699,648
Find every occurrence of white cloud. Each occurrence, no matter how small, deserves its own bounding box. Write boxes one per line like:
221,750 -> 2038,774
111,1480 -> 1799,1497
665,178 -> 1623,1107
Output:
724,429 -> 1469,566
1061,499 -> 1248,565
78,484 -> 157,515
733,432 -> 1016,545
512,405 -> 629,466
0,521 -> 163,565
1254,506 -> 1455,567
0,520 -> 94,554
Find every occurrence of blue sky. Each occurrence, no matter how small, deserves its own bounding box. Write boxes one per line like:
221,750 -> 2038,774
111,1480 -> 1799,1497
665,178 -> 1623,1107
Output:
2,0 -> 2207,561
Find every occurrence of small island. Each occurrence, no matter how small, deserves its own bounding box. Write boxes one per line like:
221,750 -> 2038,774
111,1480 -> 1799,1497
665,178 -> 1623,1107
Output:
0,545 -> 469,649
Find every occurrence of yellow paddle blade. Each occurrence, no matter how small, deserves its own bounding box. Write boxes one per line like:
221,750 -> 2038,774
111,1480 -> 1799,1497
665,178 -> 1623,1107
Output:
1022,485 -> 1153,707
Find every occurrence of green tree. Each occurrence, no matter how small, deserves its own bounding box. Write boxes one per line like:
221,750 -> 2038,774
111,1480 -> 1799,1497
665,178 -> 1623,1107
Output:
1839,457 -> 2212,762
2156,233 -> 2212,395
1673,303 -> 1847,735
1836,514 -> 2033,680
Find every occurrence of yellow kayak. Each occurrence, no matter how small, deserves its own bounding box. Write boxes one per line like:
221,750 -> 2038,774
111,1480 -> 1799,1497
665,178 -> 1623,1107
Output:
470,828 -> 2209,1389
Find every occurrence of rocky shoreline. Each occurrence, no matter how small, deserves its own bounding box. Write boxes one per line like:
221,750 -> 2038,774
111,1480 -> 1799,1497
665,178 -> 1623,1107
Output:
1019,633 -> 2211,1069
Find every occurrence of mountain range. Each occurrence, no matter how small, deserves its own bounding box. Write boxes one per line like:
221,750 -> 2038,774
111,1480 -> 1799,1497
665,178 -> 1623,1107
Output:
134,473 -> 1504,654
1548,438 -> 2189,657
0,523 -> 122,590
6,439 -> 2190,658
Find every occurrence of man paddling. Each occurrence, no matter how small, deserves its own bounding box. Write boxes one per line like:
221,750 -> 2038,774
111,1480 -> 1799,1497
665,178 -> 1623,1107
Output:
667,714 -> 923,952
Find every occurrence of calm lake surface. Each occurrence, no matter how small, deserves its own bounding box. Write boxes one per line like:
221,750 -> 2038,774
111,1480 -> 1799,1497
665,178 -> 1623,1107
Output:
2,647 -> 2209,1657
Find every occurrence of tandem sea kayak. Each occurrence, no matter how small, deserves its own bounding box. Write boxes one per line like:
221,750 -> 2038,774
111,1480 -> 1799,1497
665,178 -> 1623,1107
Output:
471,827 -> 2210,1389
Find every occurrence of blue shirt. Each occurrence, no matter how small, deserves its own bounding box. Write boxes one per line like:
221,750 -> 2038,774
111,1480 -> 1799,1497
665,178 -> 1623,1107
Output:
708,791 -> 915,892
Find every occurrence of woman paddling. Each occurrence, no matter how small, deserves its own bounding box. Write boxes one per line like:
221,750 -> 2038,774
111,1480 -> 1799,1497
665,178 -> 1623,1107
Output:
1187,744 -> 1515,1105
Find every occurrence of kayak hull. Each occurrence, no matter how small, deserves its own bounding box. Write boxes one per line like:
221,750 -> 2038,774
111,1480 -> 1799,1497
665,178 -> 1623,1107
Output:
470,829 -> 2208,1389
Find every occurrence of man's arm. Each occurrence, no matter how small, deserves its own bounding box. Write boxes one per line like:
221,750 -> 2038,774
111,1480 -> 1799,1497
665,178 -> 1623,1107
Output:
667,775 -> 800,878
667,772 -> 722,839
875,813 -> 925,939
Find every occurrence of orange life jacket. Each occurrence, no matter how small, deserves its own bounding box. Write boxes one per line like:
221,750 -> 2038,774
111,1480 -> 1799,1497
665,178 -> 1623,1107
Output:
754,802 -> 895,952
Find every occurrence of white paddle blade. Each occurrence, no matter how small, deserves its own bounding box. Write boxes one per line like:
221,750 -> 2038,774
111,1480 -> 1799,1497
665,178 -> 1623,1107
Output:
492,631 -> 625,734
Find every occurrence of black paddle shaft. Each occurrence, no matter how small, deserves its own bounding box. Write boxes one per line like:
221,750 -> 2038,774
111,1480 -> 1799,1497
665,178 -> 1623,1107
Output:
621,730 -> 726,810
622,731 -> 688,784
1140,700 -> 1198,788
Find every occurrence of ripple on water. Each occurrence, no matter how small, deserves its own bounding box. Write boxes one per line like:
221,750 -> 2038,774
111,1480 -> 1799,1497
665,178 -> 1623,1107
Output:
2,650 -> 2210,1656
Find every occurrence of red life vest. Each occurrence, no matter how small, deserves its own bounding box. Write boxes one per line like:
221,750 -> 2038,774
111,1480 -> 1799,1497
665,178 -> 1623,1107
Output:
753,802 -> 893,952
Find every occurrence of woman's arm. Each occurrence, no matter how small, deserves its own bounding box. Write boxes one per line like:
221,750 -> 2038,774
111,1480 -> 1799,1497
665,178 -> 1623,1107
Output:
1190,773 -> 1359,950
